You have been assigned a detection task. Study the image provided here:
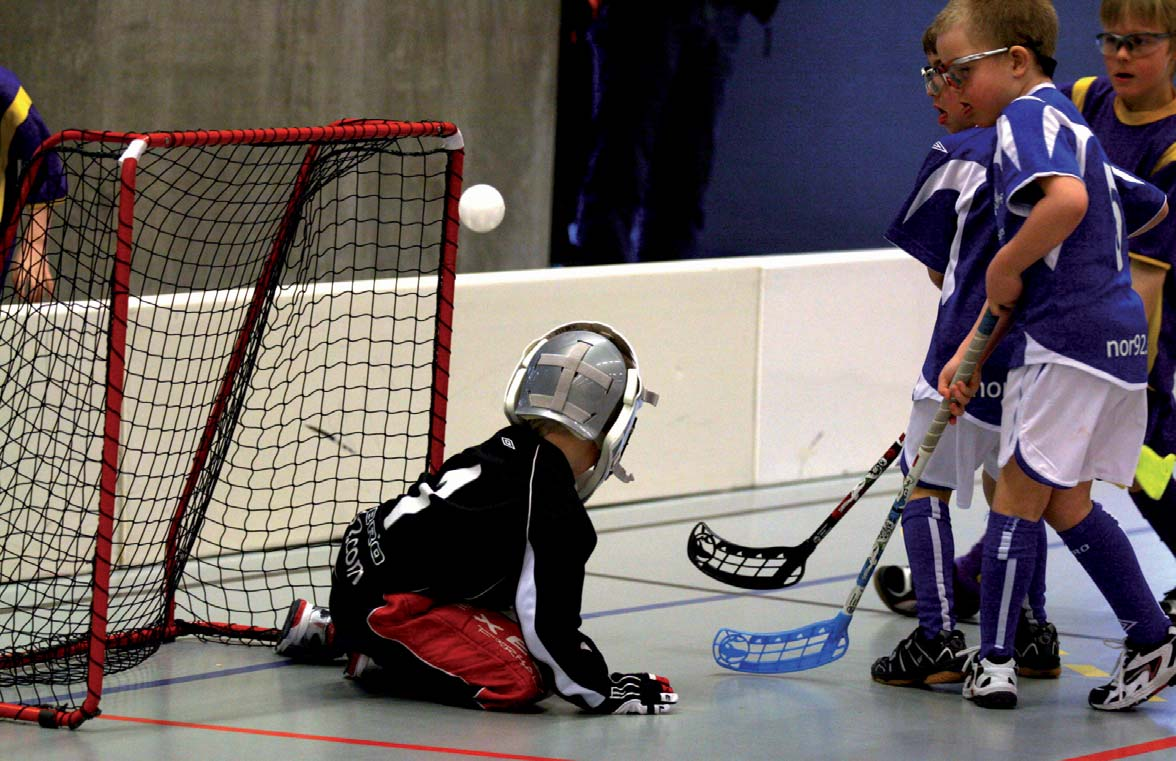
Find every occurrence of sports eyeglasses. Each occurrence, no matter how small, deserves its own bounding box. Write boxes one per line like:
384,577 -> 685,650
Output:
927,48 -> 1010,94
922,48 -> 1009,95
1096,32 -> 1173,56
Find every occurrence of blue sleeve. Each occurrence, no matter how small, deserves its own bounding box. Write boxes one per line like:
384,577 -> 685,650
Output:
996,99 -> 1083,216
885,146 -> 985,273
11,103 -> 66,205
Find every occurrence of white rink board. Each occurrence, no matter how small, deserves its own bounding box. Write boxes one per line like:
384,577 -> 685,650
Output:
447,249 -> 938,505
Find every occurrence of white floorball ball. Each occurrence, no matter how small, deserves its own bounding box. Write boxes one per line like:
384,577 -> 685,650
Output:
458,184 -> 506,233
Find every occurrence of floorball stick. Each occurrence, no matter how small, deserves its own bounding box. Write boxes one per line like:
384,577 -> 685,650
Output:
686,435 -> 905,589
712,309 -> 999,674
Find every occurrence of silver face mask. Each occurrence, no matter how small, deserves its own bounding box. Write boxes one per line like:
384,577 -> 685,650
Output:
504,322 -> 658,501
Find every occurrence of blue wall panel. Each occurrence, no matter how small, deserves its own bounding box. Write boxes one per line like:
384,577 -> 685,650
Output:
701,1 -> 1107,256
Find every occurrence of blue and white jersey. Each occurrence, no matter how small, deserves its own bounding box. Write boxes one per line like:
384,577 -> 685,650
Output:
993,84 -> 1166,387
886,127 -> 1009,428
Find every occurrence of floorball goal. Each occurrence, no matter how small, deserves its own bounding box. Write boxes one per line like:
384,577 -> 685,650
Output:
0,120 -> 463,727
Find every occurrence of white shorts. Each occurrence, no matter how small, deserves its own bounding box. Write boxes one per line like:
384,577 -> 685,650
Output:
999,363 -> 1145,488
901,398 -> 1000,510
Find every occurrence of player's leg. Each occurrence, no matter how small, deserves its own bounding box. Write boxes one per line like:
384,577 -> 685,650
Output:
879,414 -> 997,621
1048,488 -> 1176,709
872,400 -> 968,686
569,3 -> 675,264
963,365 -> 1059,709
338,592 -> 547,711
1011,364 -> 1175,709
1013,517 -> 1061,679
636,3 -> 743,262
1130,390 -> 1176,618
951,538 -> 983,619
963,456 -> 1048,709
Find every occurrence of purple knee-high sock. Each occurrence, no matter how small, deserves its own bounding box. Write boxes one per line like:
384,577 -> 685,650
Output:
980,512 -> 1038,660
1057,501 -> 1170,646
901,496 -> 955,637
1025,519 -> 1049,624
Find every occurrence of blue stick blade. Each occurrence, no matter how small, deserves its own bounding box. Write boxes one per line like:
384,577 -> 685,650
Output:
712,612 -> 852,673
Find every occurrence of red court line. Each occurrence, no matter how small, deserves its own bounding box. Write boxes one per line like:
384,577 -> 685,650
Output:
99,714 -> 574,761
1060,736 -> 1176,761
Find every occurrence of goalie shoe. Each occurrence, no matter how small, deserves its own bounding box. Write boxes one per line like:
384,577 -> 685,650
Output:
873,565 -> 917,617
873,564 -> 980,620
871,627 -> 968,686
275,599 -> 341,661
1088,626 -> 1176,711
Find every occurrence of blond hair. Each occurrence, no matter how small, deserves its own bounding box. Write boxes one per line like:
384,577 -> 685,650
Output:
1101,0 -> 1176,36
939,0 -> 1059,59
923,23 -> 939,56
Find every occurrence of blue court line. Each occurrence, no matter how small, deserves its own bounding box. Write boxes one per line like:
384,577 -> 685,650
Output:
60,660 -> 295,702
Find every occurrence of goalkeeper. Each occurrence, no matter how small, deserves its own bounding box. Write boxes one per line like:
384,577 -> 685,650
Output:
275,321 -> 677,715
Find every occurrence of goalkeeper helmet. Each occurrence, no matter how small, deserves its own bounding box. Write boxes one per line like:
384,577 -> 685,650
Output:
504,322 -> 658,501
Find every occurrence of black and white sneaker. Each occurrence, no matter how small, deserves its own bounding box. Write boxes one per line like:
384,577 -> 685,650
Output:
1014,618 -> 1061,679
275,599 -> 341,661
871,627 -> 968,686
962,651 -> 1018,709
1088,626 -> 1176,711
874,565 -> 918,617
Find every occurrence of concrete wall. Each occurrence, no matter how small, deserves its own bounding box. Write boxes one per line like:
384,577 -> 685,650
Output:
3,0 -> 557,274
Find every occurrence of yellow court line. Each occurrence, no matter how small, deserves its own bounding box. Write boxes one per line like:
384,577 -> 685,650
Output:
1066,664 -> 1109,678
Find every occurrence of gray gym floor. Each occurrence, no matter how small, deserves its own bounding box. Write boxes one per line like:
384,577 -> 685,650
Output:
4,473 -> 1176,760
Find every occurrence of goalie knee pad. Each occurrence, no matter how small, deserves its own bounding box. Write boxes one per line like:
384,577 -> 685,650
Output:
504,322 -> 658,500
366,594 -> 546,710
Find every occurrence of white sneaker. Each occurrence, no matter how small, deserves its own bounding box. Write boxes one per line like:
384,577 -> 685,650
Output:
275,599 -> 338,660
962,650 -> 1018,709
1089,626 -> 1176,711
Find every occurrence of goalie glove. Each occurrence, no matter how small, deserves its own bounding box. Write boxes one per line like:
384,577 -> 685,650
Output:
594,672 -> 678,715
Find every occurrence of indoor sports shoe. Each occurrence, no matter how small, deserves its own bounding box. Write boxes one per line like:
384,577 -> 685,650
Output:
962,652 -> 1017,709
1088,626 -> 1176,711
1014,618 -> 1061,679
275,599 -> 341,661
874,565 -> 917,617
871,627 -> 968,686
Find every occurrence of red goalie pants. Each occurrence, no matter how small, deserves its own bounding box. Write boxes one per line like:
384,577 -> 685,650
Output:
340,591 -> 546,711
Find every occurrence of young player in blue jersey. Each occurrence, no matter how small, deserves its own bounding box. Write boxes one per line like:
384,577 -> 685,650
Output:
869,26 -> 1059,688
0,67 -> 66,302
1064,0 -> 1176,619
934,0 -> 1176,711
273,322 -> 678,715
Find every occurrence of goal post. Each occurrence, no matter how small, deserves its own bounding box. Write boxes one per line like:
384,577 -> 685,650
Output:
0,120 -> 464,728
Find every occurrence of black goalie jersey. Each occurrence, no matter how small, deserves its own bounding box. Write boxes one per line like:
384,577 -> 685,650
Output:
331,423 -> 614,709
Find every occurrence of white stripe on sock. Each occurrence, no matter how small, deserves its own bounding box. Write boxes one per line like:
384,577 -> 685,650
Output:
995,557 -> 1018,652
928,497 -> 951,632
